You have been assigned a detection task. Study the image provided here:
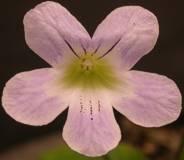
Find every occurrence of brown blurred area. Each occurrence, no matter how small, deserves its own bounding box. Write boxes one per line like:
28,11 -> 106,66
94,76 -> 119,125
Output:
0,0 -> 183,160
119,117 -> 184,160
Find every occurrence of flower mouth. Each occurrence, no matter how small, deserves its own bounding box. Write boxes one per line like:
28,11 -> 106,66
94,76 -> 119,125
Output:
80,54 -> 95,71
60,53 -> 121,90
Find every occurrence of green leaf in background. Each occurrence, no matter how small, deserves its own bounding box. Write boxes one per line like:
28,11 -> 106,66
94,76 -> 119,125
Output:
108,144 -> 148,160
180,147 -> 184,160
40,143 -> 148,160
39,145 -> 104,160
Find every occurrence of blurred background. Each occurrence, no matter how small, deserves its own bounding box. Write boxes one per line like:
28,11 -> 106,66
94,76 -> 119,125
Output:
0,0 -> 184,160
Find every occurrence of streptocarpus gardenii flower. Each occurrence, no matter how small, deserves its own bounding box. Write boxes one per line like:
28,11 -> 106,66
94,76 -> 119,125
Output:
2,1 -> 182,157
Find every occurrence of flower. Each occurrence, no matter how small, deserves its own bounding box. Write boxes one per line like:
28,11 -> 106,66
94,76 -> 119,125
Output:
2,1 -> 182,157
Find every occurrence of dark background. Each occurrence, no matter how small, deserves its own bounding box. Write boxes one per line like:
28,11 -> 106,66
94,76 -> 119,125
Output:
0,0 -> 183,153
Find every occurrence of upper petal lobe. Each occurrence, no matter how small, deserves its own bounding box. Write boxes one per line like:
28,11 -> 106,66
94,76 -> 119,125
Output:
92,6 -> 159,70
24,1 -> 91,67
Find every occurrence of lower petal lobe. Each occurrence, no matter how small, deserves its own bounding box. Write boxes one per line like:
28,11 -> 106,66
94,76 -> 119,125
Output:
63,92 -> 121,157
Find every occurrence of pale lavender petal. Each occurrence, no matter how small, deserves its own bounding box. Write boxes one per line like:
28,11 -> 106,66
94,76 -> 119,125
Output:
24,1 -> 91,66
113,71 -> 182,127
63,92 -> 121,157
92,6 -> 159,70
2,68 -> 69,126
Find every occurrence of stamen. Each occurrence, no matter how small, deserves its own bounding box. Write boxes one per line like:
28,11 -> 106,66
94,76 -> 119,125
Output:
80,56 -> 93,71
86,66 -> 89,71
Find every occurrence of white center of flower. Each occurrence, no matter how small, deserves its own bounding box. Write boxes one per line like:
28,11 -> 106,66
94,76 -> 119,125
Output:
60,53 -> 121,90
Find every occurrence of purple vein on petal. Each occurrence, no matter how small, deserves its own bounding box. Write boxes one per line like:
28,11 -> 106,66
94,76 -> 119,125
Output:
63,39 -> 80,58
97,38 -> 121,59
45,22 -> 81,59
92,43 -> 102,55
81,43 -> 87,55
